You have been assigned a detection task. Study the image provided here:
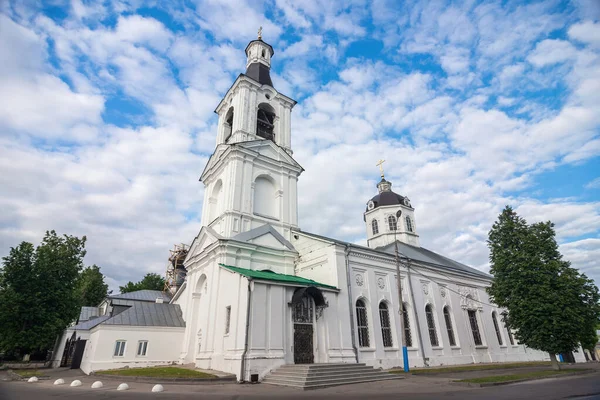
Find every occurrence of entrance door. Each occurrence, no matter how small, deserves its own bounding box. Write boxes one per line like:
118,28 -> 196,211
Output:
292,293 -> 314,364
71,339 -> 87,369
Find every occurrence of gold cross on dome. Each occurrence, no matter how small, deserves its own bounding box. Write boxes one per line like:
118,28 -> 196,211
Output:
258,26 -> 263,40
376,159 -> 386,178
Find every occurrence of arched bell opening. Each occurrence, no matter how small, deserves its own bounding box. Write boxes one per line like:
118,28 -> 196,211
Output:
256,103 -> 276,141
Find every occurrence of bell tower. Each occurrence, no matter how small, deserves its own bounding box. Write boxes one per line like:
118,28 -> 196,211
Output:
364,162 -> 420,248
200,32 -> 303,241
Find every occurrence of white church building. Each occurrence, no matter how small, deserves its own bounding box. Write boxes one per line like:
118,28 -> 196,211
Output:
54,34 -> 566,381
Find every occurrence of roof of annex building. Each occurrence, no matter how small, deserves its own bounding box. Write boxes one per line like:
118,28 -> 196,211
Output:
220,264 -> 338,290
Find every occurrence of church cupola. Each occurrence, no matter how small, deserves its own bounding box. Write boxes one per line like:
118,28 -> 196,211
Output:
244,28 -> 274,87
213,29 -> 295,150
364,161 -> 420,248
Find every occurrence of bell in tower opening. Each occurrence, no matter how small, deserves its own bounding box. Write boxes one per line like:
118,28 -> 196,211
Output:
257,103 -> 276,141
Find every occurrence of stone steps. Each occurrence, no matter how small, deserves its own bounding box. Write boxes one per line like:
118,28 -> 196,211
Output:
262,363 -> 403,390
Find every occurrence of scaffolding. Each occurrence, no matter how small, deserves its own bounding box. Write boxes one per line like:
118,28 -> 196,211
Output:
164,243 -> 189,294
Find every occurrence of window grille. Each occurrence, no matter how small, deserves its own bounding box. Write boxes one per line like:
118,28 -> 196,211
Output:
468,310 -> 482,346
406,216 -> 413,232
425,305 -> 439,347
388,215 -> 397,231
379,302 -> 393,347
114,340 -> 126,357
402,303 -> 413,347
356,299 -> 370,347
443,306 -> 456,346
372,219 -> 379,235
492,312 -> 503,345
137,340 -> 148,356
225,306 -> 231,335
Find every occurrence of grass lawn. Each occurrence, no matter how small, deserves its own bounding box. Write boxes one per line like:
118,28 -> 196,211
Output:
457,369 -> 587,384
12,370 -> 45,378
98,366 -> 217,379
389,361 -> 552,374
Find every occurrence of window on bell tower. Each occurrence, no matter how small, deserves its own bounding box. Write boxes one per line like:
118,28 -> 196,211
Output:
224,107 -> 234,142
371,219 -> 379,235
405,216 -> 413,232
256,103 -> 275,141
388,215 -> 397,231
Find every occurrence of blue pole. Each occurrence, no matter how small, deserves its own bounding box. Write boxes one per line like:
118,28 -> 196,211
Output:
403,346 -> 410,372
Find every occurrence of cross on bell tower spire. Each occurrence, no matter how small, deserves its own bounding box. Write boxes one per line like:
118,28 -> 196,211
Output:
376,159 -> 386,179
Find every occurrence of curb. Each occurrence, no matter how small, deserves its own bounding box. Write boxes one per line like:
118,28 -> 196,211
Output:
6,370 -> 51,381
451,369 -> 598,387
93,374 -> 237,384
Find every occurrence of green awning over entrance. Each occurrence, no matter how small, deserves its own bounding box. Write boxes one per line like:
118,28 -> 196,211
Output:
219,264 -> 338,290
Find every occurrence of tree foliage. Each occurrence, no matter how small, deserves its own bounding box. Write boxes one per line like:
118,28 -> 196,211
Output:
487,206 -> 600,366
0,231 -> 87,356
77,265 -> 110,307
119,273 -> 165,293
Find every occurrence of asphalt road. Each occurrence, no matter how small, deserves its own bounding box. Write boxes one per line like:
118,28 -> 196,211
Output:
1,373 -> 600,400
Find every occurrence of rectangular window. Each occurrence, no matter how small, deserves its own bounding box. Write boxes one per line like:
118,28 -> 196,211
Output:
225,306 -> 231,335
468,310 -> 483,346
137,340 -> 148,356
114,340 -> 126,357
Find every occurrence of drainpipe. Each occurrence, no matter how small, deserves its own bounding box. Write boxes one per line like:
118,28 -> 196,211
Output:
405,258 -> 427,367
239,277 -> 253,382
344,245 -> 359,363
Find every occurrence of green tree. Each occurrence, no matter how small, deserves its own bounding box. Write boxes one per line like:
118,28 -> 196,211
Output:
487,207 -> 600,370
119,272 -> 165,293
0,231 -> 86,357
77,265 -> 110,307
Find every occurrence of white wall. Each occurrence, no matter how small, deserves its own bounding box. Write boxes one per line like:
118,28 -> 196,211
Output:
80,326 -> 184,374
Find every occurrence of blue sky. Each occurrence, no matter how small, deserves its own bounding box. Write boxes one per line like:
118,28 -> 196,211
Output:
1,0 -> 599,291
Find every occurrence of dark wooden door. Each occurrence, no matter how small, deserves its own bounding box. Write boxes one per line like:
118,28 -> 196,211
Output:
293,324 -> 314,364
70,340 -> 87,369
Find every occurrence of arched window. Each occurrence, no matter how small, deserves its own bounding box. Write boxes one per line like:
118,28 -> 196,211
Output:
356,299 -> 370,347
256,103 -> 275,141
388,215 -> 397,231
261,49 -> 266,58
208,180 -> 223,223
425,304 -> 439,347
502,312 -> 515,345
379,302 -> 393,347
492,312 -> 503,346
443,306 -> 456,346
402,302 -> 412,347
253,176 -> 277,218
405,216 -> 413,232
371,219 -> 379,235
224,107 -> 234,142
468,309 -> 483,346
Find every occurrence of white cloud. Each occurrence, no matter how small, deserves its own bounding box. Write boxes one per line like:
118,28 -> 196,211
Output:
568,21 -> 600,48
527,39 -> 577,67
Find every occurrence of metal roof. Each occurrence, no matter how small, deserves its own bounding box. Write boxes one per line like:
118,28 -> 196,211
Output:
109,290 -> 171,303
102,302 -> 185,328
71,315 -> 110,331
294,229 -> 490,280
78,306 -> 99,322
220,264 -> 338,290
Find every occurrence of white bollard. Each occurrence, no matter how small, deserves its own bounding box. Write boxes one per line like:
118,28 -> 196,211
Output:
70,380 -> 82,387
117,383 -> 129,391
27,377 -> 38,383
151,384 -> 164,392
53,379 -> 65,385
91,381 -> 103,389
